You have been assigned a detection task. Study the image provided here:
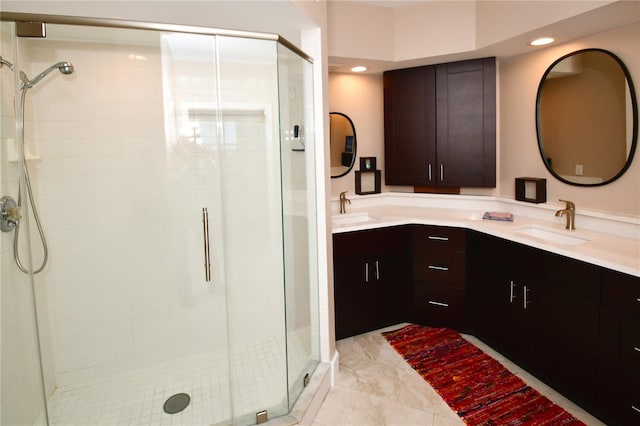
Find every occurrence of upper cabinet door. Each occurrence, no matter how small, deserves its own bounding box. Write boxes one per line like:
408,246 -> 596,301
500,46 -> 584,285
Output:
384,66 -> 437,185
436,57 -> 496,187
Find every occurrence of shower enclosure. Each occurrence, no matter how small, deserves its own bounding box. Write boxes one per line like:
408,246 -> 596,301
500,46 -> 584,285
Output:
1,16 -> 319,426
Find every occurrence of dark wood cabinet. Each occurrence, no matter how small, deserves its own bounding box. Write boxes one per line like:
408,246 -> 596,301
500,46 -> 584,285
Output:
532,252 -> 601,405
333,223 -> 637,424
596,269 -> 640,425
333,226 -> 411,339
384,66 -> 436,185
410,225 -> 466,329
467,231 -> 538,360
384,57 -> 496,188
468,231 -> 601,406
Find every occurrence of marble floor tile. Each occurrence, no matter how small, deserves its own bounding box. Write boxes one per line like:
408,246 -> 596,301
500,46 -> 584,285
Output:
313,324 -> 606,426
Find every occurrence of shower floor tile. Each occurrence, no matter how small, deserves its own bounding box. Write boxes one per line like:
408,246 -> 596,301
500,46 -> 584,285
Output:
46,334 -> 310,426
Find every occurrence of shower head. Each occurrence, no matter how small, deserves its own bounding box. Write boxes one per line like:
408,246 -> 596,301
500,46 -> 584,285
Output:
20,61 -> 74,90
0,56 -> 14,70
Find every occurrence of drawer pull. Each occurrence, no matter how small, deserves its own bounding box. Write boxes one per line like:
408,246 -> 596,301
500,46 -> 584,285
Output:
632,405 -> 640,414
428,300 -> 449,308
634,347 -> 640,353
428,265 -> 449,271
428,236 -> 449,241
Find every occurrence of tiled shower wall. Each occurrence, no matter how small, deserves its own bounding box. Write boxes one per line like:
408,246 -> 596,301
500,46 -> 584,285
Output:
18,29 -> 290,390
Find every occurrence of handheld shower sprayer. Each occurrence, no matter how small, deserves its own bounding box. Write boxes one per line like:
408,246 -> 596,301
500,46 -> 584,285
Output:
20,61 -> 74,89
0,58 -> 75,274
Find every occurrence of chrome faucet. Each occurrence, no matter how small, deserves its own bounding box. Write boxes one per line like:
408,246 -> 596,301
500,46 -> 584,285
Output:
555,199 -> 576,230
339,191 -> 351,214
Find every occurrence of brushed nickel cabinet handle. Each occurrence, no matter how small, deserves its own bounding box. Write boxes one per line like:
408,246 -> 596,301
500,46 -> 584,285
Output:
428,265 -> 449,271
631,405 -> 640,414
364,262 -> 369,283
523,286 -> 530,310
509,281 -> 517,303
202,208 -> 211,282
428,236 -> 449,241
375,260 -> 380,280
428,164 -> 432,181
428,300 -> 449,308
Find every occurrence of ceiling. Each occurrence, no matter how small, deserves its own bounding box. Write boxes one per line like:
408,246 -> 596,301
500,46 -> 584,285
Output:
328,0 -> 640,74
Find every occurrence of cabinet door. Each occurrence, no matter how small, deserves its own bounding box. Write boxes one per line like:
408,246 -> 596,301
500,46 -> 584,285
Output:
436,58 -> 496,187
597,270 -> 640,424
467,232 -> 521,356
373,247 -> 411,328
333,253 -> 375,340
384,66 -> 436,185
530,253 -> 601,404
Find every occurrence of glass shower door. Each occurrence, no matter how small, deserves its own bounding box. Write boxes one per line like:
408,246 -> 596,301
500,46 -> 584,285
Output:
214,35 -> 290,423
12,24 -> 236,425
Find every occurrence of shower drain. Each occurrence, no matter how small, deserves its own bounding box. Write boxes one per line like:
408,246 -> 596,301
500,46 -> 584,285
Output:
163,393 -> 191,414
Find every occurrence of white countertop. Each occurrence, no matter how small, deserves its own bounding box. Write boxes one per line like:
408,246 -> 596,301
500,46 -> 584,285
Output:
331,194 -> 640,278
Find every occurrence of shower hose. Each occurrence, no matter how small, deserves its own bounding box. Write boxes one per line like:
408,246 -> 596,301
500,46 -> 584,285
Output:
14,88 -> 49,274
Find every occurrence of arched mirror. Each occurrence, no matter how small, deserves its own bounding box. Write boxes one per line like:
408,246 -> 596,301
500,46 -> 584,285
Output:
536,48 -> 638,186
330,112 -> 357,178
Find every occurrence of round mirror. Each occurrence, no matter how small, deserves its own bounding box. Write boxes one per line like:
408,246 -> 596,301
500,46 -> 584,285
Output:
536,48 -> 638,186
330,112 -> 357,178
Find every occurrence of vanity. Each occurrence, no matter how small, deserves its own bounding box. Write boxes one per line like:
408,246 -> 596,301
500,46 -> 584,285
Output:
330,46 -> 638,425
331,194 -> 639,426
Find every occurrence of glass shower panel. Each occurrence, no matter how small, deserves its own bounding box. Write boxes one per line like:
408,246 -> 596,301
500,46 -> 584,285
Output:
276,42 -> 320,410
215,35 -> 290,424
0,21 -> 49,426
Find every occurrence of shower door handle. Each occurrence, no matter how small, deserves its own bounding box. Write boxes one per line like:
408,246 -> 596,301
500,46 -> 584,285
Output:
202,208 -> 211,282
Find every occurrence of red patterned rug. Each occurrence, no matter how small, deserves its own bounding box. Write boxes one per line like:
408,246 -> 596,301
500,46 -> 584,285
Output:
382,324 -> 586,425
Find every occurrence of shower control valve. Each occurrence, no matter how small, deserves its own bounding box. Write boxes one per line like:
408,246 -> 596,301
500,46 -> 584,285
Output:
1,195 -> 21,232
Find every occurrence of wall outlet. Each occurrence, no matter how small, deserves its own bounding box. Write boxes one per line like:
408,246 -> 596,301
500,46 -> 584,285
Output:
575,164 -> 583,175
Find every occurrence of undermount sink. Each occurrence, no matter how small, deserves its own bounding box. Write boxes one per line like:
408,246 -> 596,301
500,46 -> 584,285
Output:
516,226 -> 590,246
332,212 -> 379,225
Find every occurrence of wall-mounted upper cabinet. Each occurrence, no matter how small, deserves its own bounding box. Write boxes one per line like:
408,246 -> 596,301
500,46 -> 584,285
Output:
384,57 -> 496,188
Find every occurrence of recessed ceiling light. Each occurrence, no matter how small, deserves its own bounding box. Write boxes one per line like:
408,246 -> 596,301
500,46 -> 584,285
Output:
530,37 -> 555,46
351,66 -> 367,73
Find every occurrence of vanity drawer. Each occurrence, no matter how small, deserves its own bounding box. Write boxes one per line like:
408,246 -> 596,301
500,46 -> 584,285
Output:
334,226 -> 409,258
413,252 -> 465,288
412,225 -> 466,253
412,283 -> 465,328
